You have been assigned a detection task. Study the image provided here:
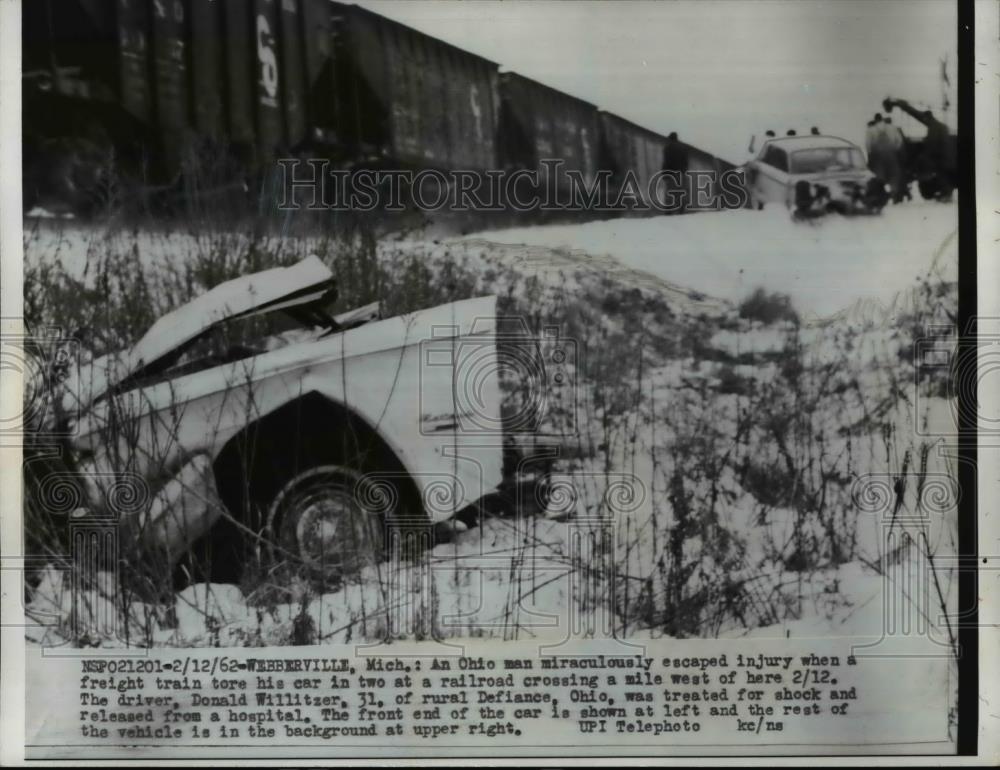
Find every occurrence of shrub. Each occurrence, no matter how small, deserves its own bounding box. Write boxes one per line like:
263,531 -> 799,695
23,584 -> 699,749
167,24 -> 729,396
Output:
715,364 -> 754,396
738,288 -> 799,326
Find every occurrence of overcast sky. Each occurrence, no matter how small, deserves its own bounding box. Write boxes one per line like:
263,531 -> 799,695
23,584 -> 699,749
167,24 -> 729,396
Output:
352,0 -> 957,163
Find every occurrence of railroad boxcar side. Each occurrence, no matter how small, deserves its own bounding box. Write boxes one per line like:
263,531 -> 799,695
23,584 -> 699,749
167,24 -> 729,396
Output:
189,0 -> 225,141
685,144 -> 738,208
23,0 -> 153,211
23,0 -> 342,212
598,111 -> 667,209
149,0 -> 191,171
300,0 -> 338,148
328,1 -> 500,171
214,0 -> 328,164
207,0 -> 342,164
498,71 -> 600,199
24,0 -> 737,218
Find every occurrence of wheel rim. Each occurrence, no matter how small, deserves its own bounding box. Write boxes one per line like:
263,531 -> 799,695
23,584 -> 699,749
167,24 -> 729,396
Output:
269,466 -> 385,577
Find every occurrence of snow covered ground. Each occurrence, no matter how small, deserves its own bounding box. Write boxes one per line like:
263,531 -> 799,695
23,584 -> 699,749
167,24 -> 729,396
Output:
24,199 -> 957,323
458,200 -> 957,321
22,199 -> 960,647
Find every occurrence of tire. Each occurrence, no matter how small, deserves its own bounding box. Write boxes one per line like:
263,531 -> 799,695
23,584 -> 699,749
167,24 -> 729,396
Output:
266,464 -> 391,580
864,178 -> 888,213
207,398 -> 433,588
917,176 -> 944,201
793,181 -> 813,217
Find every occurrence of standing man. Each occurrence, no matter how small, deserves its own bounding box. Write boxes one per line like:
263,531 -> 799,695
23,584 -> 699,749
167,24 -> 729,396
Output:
661,132 -> 689,214
922,111 -> 949,174
866,113 -> 888,180
883,117 -> 905,202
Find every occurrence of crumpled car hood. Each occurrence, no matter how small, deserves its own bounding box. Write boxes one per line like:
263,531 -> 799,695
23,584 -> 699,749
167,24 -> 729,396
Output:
130,254 -> 334,372
65,255 -> 335,407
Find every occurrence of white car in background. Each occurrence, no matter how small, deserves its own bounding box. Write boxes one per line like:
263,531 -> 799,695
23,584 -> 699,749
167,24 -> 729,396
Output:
743,135 -> 888,216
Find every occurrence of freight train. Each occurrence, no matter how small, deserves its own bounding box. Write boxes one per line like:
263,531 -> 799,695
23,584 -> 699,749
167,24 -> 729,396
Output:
22,0 -> 737,216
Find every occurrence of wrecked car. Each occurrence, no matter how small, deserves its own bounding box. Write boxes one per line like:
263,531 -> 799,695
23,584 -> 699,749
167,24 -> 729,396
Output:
744,135 -> 888,217
24,256 -> 556,586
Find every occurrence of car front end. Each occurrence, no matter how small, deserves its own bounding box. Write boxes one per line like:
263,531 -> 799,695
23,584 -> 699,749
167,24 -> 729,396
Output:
23,257 -> 564,586
791,169 -> 888,215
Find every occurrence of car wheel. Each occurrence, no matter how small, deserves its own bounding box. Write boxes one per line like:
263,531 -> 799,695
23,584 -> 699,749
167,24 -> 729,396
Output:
864,178 -> 889,212
266,464 -> 389,580
793,181 -> 815,217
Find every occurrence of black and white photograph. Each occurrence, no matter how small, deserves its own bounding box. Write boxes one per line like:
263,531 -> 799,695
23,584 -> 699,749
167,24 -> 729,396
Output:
0,0 -> 993,762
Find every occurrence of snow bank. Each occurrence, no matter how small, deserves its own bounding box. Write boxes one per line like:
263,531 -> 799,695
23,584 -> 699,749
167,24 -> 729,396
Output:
460,201 -> 957,320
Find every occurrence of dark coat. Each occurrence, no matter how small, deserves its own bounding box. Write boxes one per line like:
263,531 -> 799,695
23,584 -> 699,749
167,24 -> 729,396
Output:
662,141 -> 689,173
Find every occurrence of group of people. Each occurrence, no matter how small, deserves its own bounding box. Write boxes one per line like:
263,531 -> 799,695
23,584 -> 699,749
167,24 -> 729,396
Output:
865,113 -> 909,203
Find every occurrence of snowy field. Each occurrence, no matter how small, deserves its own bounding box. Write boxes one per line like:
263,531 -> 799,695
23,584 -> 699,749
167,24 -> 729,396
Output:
24,199 -> 957,323
459,201 -> 957,321
22,200 -> 960,648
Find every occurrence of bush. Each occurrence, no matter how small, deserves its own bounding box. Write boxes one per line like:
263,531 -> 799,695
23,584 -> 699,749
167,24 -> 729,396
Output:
715,365 -> 754,396
738,288 -> 799,326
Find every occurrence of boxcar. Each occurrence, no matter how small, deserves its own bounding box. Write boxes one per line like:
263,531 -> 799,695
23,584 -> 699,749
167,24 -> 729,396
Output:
23,0 -> 340,210
497,71 -> 600,197
686,144 -> 739,208
23,0 -> 735,217
23,0 -> 155,210
598,111 -> 667,207
209,0 -> 330,161
328,2 -> 499,171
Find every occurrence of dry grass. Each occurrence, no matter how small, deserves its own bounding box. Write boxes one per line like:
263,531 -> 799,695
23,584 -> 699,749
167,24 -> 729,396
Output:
22,202 -> 959,647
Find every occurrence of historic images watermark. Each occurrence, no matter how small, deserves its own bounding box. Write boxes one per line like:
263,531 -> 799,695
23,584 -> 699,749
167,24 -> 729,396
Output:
420,315 -> 578,436
275,158 -> 749,214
